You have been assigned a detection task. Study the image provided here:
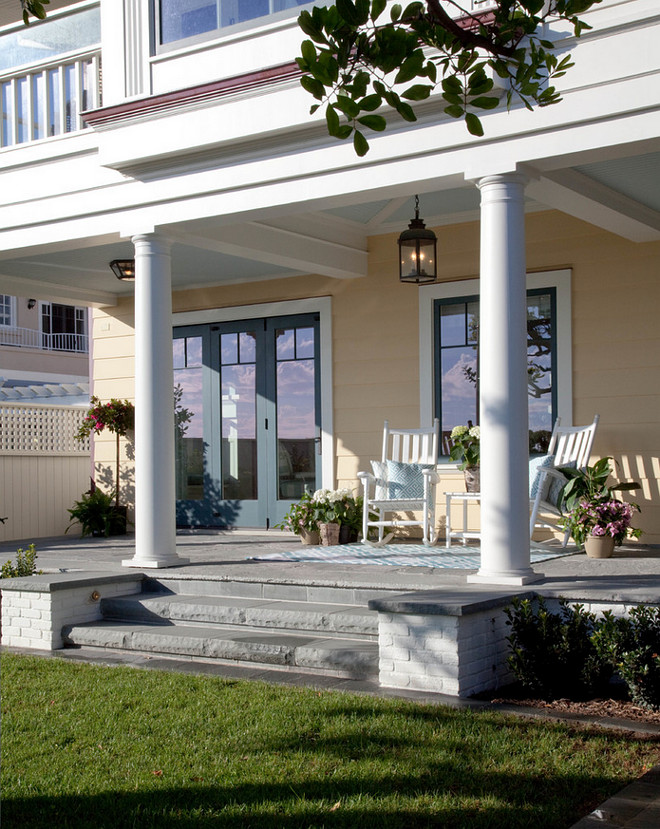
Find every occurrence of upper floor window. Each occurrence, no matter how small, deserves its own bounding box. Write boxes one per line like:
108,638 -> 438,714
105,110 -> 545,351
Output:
157,0 -> 313,47
0,294 -> 14,326
41,302 -> 88,353
0,6 -> 100,75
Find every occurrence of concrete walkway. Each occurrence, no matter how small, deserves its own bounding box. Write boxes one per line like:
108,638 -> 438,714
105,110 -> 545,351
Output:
2,529 -> 660,827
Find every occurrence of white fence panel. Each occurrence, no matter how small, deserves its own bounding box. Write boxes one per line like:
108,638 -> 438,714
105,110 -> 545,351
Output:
0,403 -> 91,543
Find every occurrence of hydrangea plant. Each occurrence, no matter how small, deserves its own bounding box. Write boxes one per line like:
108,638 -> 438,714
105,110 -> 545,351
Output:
449,424 -> 480,470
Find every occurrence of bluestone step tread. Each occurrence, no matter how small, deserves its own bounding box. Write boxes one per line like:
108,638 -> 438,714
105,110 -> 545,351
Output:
62,620 -> 378,678
100,593 -> 378,636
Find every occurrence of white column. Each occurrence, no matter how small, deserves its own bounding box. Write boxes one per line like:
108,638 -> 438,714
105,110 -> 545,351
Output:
123,233 -> 188,569
469,173 -> 537,585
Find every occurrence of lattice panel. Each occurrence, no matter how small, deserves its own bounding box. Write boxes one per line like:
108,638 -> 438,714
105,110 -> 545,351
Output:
0,404 -> 90,455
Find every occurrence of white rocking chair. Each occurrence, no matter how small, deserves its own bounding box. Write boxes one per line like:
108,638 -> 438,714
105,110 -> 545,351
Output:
357,419 -> 439,545
529,415 -> 600,546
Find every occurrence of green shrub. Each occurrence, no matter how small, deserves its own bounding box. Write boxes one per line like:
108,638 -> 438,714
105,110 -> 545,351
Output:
593,605 -> 660,711
1,543 -> 41,578
504,596 -> 611,700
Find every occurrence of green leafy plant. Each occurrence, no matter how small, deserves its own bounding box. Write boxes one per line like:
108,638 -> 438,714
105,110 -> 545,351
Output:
504,596 -> 611,700
21,0 -> 49,25
1,543 -> 41,578
66,486 -> 128,538
275,490 -> 319,535
558,457 -> 640,514
296,0 -> 600,155
593,606 -> 660,711
448,424 -> 480,470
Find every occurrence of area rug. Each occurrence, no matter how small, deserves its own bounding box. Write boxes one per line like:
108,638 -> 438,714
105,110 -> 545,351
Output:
250,543 -> 571,569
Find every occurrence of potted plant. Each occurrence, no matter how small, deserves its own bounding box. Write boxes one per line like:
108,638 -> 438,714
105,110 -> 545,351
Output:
75,396 -> 135,535
449,424 -> 480,492
66,483 -> 131,538
275,491 -> 320,545
558,458 -> 642,557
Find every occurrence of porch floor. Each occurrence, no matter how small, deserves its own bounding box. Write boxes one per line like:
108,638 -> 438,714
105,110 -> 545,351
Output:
2,529 -> 658,604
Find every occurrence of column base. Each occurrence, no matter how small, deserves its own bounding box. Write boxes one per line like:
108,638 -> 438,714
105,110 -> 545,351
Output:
122,555 -> 189,570
468,569 -> 542,586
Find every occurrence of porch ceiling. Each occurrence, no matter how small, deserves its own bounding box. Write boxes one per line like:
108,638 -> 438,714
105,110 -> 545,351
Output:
0,149 -> 658,307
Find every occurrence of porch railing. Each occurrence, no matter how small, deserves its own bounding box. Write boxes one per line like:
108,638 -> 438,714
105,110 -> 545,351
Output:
0,325 -> 88,353
0,49 -> 101,148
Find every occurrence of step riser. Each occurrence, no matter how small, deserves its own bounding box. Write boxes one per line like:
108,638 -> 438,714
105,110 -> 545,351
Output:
63,624 -> 378,680
100,596 -> 378,639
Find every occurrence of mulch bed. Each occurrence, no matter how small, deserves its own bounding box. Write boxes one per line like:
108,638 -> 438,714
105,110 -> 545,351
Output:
477,683 -> 660,727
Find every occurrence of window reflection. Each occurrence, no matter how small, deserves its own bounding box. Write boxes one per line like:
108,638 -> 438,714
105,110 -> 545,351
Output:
174,336 -> 204,500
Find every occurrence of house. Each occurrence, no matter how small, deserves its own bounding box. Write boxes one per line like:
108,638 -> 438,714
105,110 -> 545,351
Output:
0,0 -> 658,583
0,292 -> 90,404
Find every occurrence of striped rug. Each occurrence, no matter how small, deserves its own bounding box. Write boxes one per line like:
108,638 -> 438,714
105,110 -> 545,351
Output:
250,543 -> 570,569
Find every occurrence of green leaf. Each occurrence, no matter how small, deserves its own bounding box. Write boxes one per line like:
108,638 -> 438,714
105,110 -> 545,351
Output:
355,0 -> 371,25
298,10 -> 325,43
390,3 -> 402,22
396,101 -> 417,122
326,104 -> 341,137
442,76 -> 463,96
470,96 -> 500,110
394,51 -> 424,85
336,125 -> 354,140
300,39 -> 317,67
401,84 -> 432,101
401,2 -> 423,18
444,104 -> 464,119
358,94 -> 382,112
465,112 -> 484,136
336,0 -> 360,26
335,95 -> 361,119
371,0 -> 387,20
300,75 -> 326,100
357,114 -> 387,131
353,129 -> 369,156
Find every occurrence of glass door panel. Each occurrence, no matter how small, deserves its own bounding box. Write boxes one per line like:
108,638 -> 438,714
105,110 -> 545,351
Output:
220,331 -> 258,501
276,326 -> 317,501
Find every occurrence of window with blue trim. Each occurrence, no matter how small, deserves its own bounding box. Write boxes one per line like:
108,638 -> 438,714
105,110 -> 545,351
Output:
434,288 -> 557,455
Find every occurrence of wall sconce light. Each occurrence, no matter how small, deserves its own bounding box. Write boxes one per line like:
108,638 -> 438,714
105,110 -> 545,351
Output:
398,195 -> 437,284
109,259 -> 135,280
27,298 -> 36,309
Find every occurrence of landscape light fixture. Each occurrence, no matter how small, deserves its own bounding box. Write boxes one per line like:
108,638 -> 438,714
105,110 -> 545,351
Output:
398,195 -> 437,284
109,259 -> 135,280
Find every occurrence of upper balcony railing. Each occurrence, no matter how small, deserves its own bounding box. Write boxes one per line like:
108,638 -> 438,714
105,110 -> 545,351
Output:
0,50 -> 101,149
0,325 -> 88,354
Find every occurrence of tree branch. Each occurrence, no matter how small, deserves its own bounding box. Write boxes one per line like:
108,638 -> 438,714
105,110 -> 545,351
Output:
424,0 -> 516,58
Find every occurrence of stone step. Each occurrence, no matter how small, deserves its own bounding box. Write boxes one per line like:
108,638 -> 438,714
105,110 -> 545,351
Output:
100,594 -> 379,639
62,621 -> 378,679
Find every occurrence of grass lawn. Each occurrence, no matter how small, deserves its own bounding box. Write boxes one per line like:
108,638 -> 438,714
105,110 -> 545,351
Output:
2,653 -> 659,828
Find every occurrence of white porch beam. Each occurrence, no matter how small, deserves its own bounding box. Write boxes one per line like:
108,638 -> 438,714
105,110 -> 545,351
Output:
123,233 -> 188,569
526,170 -> 660,243
168,221 -> 367,280
0,271 -> 117,307
469,173 -> 538,586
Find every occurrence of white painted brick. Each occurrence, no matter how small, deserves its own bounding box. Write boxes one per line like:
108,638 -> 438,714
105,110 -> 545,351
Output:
28,618 -> 51,631
29,597 -> 50,610
380,646 -> 411,662
21,608 -> 41,620
409,674 -> 454,693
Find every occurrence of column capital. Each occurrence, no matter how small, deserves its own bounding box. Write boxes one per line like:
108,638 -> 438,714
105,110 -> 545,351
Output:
476,171 -> 528,193
131,232 -> 171,256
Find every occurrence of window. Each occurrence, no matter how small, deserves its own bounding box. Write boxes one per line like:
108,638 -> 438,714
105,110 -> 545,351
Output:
157,0 -> 313,46
0,295 -> 13,327
434,289 -> 556,454
41,302 -> 88,352
419,270 -> 573,459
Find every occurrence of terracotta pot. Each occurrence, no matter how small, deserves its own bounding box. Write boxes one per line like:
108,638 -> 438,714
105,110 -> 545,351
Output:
464,466 -> 481,493
584,535 -> 615,559
318,522 -> 340,546
299,529 -> 320,546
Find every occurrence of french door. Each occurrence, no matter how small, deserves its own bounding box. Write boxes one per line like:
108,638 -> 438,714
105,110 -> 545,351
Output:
173,313 -> 321,528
